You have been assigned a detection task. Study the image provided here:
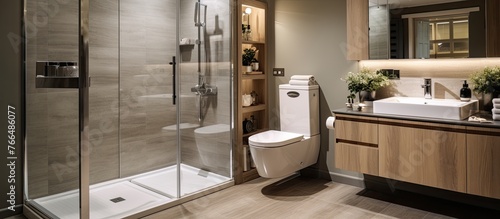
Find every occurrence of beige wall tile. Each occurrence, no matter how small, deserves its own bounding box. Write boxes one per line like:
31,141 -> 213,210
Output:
26,0 -> 232,197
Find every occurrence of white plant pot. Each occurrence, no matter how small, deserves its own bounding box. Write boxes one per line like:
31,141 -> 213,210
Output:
244,66 -> 253,73
251,62 -> 259,71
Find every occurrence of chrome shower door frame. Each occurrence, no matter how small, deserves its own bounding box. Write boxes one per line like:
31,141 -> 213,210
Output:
78,0 -> 90,218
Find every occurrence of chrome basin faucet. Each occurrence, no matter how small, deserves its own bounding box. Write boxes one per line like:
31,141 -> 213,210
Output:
421,78 -> 432,99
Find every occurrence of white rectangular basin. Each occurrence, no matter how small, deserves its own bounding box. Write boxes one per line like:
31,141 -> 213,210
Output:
373,97 -> 478,120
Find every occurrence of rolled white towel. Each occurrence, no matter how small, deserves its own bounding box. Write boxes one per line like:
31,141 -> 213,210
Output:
493,108 -> 500,114
468,116 -> 493,123
493,113 -> 500,121
493,98 -> 500,104
290,75 -> 315,81
495,104 -> 500,109
289,79 -> 312,86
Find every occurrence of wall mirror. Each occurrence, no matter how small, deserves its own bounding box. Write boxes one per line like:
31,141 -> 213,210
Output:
368,0 -> 497,59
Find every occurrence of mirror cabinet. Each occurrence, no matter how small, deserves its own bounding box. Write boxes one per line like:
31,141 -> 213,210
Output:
347,0 -> 500,60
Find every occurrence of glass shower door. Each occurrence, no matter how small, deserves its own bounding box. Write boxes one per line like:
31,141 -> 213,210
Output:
24,0 -> 233,217
177,0 -> 233,197
24,0 -> 89,218
114,0 -> 181,205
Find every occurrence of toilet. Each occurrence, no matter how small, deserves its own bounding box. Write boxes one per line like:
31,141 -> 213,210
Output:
194,124 -> 231,168
249,84 -> 320,178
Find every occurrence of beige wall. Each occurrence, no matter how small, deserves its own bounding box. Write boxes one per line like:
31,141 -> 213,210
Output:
273,0 -> 500,183
272,0 -> 359,181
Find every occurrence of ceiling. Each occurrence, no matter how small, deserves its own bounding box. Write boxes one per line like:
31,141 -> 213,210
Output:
369,0 -> 465,8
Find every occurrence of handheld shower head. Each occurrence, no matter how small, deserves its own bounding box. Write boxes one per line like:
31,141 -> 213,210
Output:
194,2 -> 207,27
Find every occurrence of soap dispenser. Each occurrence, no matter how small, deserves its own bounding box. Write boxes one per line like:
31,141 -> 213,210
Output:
460,80 -> 471,102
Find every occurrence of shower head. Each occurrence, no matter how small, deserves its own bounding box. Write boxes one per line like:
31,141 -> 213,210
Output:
194,2 -> 207,27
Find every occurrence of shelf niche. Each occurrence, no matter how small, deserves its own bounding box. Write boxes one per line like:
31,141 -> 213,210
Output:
235,0 -> 268,185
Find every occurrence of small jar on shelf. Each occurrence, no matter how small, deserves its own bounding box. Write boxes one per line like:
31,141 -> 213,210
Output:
250,91 -> 258,105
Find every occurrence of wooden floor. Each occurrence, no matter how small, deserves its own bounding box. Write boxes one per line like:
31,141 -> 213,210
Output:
142,176 -> 500,219
10,176 -> 500,219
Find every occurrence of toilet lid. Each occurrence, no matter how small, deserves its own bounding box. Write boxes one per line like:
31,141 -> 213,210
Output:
249,130 -> 303,148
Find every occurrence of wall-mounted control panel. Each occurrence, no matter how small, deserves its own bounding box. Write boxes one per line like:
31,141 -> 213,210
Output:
273,68 -> 285,76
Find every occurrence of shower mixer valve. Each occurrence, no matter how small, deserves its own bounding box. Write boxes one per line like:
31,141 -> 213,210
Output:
191,75 -> 217,96
191,82 -> 217,96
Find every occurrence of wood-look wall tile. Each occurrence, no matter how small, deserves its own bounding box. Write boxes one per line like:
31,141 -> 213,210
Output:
26,140 -> 49,199
120,138 -> 177,177
90,0 -> 118,47
26,0 -> 233,196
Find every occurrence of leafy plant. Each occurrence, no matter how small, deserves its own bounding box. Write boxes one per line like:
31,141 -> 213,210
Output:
470,66 -> 500,94
342,68 -> 390,94
242,47 -> 257,66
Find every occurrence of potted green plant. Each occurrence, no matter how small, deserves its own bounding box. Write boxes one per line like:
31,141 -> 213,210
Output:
470,66 -> 500,111
342,68 -> 390,104
242,47 -> 257,73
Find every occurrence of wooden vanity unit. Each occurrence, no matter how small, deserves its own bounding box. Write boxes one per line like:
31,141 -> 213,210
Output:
467,126 -> 500,199
333,110 -> 500,199
334,115 -> 378,175
378,118 -> 466,193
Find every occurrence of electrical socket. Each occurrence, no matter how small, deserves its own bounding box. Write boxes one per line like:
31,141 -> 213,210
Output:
273,68 -> 285,76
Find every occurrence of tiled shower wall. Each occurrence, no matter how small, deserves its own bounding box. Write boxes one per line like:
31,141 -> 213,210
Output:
118,0 -> 178,178
26,0 -> 231,199
26,0 -> 82,199
178,0 -> 232,176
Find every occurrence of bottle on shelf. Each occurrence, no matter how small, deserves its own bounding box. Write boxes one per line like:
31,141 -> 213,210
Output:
242,24 -> 247,40
460,80 -> 471,102
244,25 -> 252,41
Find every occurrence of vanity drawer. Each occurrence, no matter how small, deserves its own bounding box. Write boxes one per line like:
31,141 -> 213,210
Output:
335,142 -> 379,176
335,115 -> 378,144
467,126 -> 500,199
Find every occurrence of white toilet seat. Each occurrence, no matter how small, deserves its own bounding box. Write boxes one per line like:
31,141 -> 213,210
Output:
249,130 -> 303,148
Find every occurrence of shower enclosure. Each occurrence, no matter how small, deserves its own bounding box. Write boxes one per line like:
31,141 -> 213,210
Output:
24,0 -> 233,218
